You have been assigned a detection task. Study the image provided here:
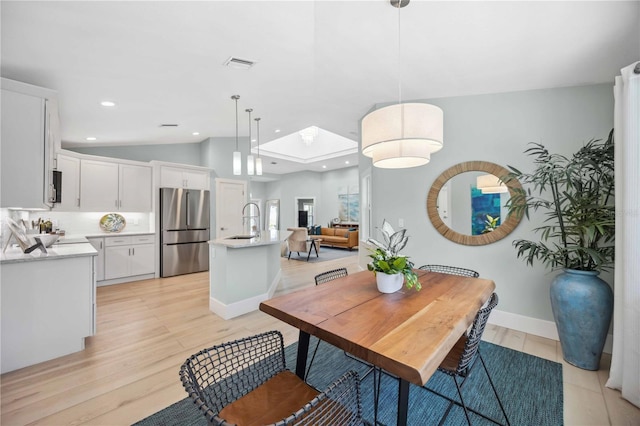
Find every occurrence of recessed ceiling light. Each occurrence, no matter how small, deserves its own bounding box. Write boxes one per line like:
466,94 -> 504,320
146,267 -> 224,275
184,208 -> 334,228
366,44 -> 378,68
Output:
100,101 -> 116,107
275,129 -> 281,133
322,165 -> 327,169
345,161 -> 350,164
86,137 -> 97,141
251,138 -> 256,142
192,132 -> 200,136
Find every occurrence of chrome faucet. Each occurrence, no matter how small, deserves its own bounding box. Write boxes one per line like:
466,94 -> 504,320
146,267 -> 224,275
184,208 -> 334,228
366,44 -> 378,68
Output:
242,202 -> 261,237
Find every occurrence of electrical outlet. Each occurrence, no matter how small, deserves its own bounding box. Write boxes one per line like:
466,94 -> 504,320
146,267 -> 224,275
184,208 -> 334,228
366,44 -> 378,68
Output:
398,218 -> 404,227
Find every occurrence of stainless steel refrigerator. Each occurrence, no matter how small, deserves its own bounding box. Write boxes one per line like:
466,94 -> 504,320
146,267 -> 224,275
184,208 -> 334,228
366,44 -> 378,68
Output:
160,188 -> 210,277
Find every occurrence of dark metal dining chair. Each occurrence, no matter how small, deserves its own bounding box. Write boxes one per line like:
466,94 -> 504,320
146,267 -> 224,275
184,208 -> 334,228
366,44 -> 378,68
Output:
426,292 -> 509,426
315,267 -> 348,285
180,330 -> 364,425
305,268 -> 349,379
418,264 -> 480,278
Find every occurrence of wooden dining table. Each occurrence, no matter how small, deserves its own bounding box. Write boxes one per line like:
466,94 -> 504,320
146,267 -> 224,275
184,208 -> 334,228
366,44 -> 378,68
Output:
259,269 -> 495,426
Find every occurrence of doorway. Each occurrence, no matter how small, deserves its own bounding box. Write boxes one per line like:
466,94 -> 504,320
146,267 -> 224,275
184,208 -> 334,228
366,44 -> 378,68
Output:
294,197 -> 316,227
215,178 -> 247,238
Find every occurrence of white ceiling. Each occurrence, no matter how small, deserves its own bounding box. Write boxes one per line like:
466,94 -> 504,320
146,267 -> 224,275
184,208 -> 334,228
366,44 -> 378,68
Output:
1,1 -> 638,175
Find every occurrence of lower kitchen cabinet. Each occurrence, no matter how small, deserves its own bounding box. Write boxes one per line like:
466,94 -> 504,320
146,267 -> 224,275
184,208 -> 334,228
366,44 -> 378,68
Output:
87,237 -> 105,281
104,235 -> 155,281
1,249 -> 95,373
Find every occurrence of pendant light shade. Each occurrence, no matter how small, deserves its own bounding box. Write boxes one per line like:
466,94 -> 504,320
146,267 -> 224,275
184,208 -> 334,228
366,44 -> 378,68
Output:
361,0 -> 444,169
477,174 -> 508,194
231,95 -> 241,176
361,103 -> 443,168
246,108 -> 255,176
233,151 -> 242,175
255,117 -> 263,176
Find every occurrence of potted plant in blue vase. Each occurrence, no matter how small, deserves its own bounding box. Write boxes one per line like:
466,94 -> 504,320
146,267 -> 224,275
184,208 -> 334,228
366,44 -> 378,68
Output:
504,129 -> 614,370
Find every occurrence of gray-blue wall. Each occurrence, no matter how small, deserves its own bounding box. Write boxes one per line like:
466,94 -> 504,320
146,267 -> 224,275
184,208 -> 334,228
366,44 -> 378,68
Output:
365,83 -> 614,322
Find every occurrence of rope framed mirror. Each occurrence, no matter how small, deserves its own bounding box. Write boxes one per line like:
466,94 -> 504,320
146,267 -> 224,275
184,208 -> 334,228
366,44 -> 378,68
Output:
426,161 -> 523,246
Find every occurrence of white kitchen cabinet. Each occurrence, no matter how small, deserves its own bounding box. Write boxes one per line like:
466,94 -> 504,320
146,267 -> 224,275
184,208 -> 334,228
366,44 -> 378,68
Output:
1,78 -> 59,209
104,235 -> 155,280
159,165 -> 209,190
80,159 -> 119,211
87,237 -> 105,281
80,159 -> 152,212
119,164 -> 153,211
1,248 -> 95,373
55,154 -> 81,211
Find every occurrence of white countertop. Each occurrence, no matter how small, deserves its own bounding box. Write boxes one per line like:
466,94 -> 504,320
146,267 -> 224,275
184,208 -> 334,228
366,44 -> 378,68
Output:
210,230 -> 290,248
1,242 -> 97,264
65,231 -> 156,239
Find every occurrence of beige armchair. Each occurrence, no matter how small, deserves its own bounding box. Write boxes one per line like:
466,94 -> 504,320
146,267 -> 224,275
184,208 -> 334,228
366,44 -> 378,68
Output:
286,227 -> 308,259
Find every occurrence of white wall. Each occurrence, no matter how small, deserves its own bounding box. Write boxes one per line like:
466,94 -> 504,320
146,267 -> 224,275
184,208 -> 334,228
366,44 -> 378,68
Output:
365,83 -> 614,324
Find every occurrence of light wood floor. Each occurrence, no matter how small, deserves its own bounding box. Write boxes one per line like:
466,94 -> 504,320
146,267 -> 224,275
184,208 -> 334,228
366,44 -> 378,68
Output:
1,254 -> 639,425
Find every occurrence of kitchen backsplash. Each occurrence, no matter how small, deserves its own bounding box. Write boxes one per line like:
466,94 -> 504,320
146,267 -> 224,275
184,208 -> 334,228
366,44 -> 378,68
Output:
1,209 -> 153,247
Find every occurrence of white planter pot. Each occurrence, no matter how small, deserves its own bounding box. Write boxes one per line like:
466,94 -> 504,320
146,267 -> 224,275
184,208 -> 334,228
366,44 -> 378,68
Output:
376,272 -> 404,293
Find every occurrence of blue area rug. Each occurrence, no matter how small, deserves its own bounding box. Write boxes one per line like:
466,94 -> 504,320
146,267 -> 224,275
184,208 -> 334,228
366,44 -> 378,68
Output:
133,339 -> 562,425
287,246 -> 357,263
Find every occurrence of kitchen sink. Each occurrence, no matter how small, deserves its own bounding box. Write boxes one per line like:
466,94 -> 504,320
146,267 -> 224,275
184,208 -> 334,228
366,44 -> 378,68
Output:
226,235 -> 256,240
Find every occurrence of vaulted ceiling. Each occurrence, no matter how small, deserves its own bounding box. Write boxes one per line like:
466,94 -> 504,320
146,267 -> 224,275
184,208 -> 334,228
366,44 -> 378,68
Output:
2,1 -> 638,174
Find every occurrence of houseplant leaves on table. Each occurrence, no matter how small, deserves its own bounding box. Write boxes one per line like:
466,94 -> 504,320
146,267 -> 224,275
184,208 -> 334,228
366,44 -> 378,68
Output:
504,129 -> 615,370
367,219 -> 419,292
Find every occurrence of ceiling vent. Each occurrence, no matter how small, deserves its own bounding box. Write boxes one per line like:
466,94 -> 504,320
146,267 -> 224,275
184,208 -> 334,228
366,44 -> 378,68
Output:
223,57 -> 256,70
160,124 -> 179,127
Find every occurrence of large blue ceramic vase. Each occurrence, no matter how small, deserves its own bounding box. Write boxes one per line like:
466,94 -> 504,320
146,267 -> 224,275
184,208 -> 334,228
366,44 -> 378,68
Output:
550,269 -> 613,370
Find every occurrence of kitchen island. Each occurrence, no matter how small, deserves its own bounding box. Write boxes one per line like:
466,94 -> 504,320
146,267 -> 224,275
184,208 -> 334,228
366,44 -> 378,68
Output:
208,230 -> 289,320
0,240 -> 97,373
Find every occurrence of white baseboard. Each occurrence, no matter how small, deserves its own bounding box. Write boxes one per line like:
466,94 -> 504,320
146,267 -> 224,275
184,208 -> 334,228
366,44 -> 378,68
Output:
489,309 -> 613,354
209,270 -> 282,320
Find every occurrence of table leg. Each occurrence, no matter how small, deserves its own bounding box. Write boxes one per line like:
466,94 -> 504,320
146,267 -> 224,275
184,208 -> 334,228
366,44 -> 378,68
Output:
397,378 -> 410,426
295,330 -> 310,379
306,240 -> 319,261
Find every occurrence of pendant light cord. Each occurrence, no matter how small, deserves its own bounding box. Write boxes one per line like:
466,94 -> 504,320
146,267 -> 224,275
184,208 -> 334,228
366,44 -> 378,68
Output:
246,108 -> 253,149
255,118 -> 260,156
232,95 -> 240,150
397,1 -> 402,105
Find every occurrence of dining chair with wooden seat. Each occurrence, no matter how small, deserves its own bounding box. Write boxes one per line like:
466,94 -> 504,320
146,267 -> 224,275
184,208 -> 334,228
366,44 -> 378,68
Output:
418,264 -> 480,278
305,268 -> 349,380
427,292 -> 509,426
305,268 -> 376,384
180,330 -> 364,426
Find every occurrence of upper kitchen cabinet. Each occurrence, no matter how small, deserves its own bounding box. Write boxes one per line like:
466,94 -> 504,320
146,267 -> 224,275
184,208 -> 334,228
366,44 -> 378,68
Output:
80,159 -> 152,212
1,78 -> 61,209
54,153 -> 80,211
154,162 -> 211,190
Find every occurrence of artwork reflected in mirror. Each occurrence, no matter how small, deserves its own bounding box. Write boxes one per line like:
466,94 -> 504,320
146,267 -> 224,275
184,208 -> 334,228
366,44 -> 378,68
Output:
427,161 -> 522,246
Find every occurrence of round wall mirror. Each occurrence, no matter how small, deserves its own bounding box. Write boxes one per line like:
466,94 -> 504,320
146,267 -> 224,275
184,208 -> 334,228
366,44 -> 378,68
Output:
426,161 -> 523,246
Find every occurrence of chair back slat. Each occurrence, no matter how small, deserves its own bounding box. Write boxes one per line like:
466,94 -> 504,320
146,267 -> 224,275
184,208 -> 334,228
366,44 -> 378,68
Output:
315,268 -> 348,285
180,331 -> 286,419
418,264 -> 479,278
456,292 -> 498,375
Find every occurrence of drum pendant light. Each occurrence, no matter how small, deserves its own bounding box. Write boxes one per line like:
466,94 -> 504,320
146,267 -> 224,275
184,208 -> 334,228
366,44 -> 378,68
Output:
255,117 -> 263,176
246,108 -> 255,176
361,0 -> 443,169
231,95 -> 241,175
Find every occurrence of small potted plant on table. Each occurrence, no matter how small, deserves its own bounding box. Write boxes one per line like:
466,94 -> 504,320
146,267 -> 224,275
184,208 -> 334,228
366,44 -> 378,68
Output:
367,219 -> 419,293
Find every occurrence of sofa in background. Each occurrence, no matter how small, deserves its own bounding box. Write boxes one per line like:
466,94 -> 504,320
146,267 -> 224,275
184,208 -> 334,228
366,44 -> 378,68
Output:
317,227 -> 359,250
